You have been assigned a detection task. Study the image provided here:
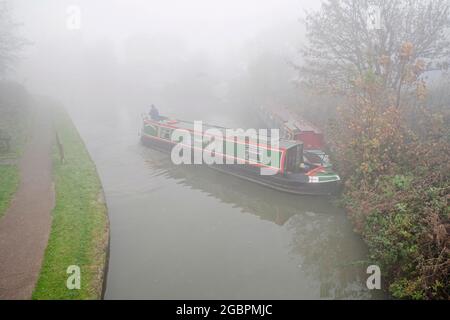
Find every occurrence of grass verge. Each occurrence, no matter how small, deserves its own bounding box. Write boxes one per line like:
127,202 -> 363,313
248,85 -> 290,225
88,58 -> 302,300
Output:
0,82 -> 31,219
32,107 -> 109,300
0,165 -> 19,219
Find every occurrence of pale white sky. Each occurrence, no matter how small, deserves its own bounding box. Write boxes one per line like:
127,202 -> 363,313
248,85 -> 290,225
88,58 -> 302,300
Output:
11,0 -> 320,57
8,0 -> 322,110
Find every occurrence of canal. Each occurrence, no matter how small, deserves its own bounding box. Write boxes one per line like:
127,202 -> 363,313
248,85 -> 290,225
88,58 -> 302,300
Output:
70,105 -> 380,299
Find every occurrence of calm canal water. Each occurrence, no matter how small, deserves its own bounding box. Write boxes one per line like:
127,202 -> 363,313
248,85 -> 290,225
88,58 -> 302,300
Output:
71,106 -> 381,299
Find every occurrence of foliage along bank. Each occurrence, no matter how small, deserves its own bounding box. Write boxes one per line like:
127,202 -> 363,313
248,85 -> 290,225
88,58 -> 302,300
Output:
329,56 -> 449,299
33,106 -> 109,299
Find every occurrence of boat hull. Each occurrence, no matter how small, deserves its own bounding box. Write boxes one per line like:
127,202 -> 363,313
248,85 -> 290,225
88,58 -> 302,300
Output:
141,134 -> 340,196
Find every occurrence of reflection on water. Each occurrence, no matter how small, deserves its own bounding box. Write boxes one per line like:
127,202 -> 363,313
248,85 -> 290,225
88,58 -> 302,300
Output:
71,108 -> 382,299
141,149 -> 376,299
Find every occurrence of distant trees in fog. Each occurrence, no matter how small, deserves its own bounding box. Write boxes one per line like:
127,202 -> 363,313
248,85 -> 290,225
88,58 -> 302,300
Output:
297,0 -> 450,300
0,1 -> 27,76
298,0 -> 450,107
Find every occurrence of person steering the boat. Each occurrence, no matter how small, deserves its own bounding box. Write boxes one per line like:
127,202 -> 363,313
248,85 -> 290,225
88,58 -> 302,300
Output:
149,104 -> 161,121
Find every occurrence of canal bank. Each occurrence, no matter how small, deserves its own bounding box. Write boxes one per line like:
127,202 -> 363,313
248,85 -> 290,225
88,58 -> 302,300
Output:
0,82 -> 31,220
0,165 -> 19,219
68,106 -> 383,300
32,102 -> 110,299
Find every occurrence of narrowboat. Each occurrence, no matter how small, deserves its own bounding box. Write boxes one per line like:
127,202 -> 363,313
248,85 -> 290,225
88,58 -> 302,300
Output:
140,115 -> 341,196
257,106 -> 336,170
257,106 -> 325,149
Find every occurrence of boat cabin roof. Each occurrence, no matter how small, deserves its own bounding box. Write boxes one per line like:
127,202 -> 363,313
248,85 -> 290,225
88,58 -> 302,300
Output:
263,106 -> 323,134
145,117 -> 302,150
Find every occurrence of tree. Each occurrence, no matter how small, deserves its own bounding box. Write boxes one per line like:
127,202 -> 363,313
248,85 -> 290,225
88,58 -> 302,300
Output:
299,0 -> 450,107
298,0 -> 450,299
0,1 -> 26,75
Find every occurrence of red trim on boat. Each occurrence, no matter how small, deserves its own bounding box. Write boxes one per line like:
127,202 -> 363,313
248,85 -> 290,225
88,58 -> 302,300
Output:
141,133 -> 282,173
144,119 -> 285,152
306,166 -> 326,176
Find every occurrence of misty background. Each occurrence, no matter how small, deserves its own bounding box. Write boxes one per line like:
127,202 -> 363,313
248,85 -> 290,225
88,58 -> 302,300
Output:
3,0 -> 449,300
9,0 -> 322,127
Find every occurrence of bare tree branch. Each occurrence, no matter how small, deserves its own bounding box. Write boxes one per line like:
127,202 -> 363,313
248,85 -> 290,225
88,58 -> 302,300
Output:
0,1 -> 28,76
297,0 -> 450,105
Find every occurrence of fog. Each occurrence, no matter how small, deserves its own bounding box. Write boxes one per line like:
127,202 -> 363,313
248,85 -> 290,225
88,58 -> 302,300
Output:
2,0 -> 448,301
7,1 -> 380,300
10,0 -> 320,125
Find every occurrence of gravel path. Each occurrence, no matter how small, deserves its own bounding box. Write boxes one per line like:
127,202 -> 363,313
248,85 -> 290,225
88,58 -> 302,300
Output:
0,102 -> 55,299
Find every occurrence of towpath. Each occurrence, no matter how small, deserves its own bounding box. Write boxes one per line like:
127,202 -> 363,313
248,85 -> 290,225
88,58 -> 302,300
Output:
0,100 -> 55,299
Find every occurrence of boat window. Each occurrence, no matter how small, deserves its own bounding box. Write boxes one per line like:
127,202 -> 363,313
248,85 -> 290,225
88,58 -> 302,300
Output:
304,151 -> 330,166
285,145 -> 303,173
304,152 -> 322,164
160,127 -> 172,140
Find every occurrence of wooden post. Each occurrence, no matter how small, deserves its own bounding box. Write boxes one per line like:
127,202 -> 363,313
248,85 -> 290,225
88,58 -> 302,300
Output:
55,132 -> 65,164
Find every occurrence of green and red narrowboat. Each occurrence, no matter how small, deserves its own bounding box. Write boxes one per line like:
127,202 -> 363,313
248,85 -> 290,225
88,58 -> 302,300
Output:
257,106 -> 325,150
257,106 -> 338,171
140,115 -> 341,196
